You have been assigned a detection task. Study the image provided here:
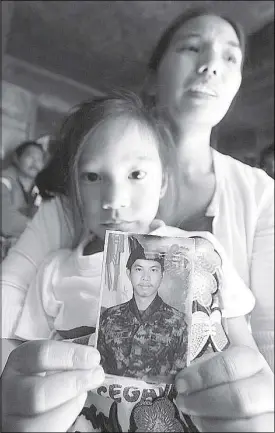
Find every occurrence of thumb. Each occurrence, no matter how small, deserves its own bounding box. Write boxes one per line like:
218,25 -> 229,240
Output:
149,219 -> 166,232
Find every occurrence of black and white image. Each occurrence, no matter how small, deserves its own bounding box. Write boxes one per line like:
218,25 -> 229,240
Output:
95,231 -> 195,382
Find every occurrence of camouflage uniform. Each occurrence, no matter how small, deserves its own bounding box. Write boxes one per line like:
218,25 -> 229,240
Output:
97,295 -> 188,379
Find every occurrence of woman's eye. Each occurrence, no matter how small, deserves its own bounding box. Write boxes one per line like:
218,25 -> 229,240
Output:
129,170 -> 146,180
177,45 -> 200,53
82,172 -> 100,182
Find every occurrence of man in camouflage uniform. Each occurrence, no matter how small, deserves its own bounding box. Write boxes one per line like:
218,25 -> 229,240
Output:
97,240 -> 188,380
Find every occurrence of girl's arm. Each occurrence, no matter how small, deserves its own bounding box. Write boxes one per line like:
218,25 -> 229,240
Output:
1,196 -> 74,339
250,179 -> 274,371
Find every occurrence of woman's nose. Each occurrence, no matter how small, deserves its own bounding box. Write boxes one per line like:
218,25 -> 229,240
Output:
198,65 -> 217,75
101,182 -> 130,210
197,52 -> 220,77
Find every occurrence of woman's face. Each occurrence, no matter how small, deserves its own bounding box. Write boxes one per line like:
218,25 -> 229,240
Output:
155,15 -> 243,128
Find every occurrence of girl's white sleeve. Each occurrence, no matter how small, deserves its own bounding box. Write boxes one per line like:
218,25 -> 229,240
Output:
1,196 -> 74,339
250,178 -> 274,371
13,250 -> 72,341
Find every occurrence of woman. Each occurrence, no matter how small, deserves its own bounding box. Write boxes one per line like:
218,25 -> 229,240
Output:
143,8 -> 274,370
1,7 -> 274,432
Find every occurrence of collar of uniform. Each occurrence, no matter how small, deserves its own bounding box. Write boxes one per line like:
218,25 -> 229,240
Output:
206,149 -> 227,217
129,294 -> 163,322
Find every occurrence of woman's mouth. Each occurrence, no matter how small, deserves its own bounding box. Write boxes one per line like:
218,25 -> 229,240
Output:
187,84 -> 218,98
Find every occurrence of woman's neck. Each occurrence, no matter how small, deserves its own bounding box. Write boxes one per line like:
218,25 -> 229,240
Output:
173,122 -> 214,178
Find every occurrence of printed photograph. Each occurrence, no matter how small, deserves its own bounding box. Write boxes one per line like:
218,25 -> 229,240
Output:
95,231 -> 195,383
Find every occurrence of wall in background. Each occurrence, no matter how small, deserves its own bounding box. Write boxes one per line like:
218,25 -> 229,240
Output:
2,20 -> 273,166
1,54 -> 104,160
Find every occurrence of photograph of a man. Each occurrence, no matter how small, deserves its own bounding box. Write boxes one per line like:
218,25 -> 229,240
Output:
97,237 -> 188,381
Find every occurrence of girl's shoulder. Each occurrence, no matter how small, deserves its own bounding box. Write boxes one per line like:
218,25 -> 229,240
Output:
37,247 -> 76,284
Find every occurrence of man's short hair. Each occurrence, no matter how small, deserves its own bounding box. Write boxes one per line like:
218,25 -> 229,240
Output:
126,237 -> 165,272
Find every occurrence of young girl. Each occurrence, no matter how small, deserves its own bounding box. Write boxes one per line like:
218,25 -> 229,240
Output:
2,92 -> 259,433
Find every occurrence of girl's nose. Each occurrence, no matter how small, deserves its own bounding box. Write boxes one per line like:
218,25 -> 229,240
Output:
101,182 -> 130,210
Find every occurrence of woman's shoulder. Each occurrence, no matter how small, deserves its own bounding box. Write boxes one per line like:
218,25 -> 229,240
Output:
214,150 -> 273,194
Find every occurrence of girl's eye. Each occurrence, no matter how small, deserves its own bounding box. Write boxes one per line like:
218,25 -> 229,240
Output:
129,170 -> 146,180
226,54 -> 237,64
82,172 -> 100,182
225,50 -> 241,65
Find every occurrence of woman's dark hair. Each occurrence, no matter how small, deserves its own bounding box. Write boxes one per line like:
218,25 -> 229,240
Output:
15,140 -> 44,158
36,90 -> 179,241
259,143 -> 274,166
147,6 -> 246,74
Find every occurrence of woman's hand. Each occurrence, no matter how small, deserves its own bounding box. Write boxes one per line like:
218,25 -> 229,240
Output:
176,345 -> 274,432
1,339 -> 105,432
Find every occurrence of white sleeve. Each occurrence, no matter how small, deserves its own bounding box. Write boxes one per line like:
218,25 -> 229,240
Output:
250,178 -> 274,370
1,197 -> 74,339
12,251 -> 71,341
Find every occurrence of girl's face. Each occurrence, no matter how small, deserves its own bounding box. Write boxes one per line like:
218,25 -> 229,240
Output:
78,117 -> 167,240
155,15 -> 243,128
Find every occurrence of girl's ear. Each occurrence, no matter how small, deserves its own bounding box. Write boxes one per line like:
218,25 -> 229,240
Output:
160,171 -> 168,199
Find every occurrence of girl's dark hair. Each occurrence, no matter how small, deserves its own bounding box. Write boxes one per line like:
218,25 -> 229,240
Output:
147,6 -> 246,74
15,140 -> 44,158
36,91 -> 179,241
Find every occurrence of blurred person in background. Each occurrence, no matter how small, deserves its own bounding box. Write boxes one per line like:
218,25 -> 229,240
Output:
1,140 -> 46,259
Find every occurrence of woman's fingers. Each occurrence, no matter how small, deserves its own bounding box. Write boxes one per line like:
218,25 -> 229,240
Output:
7,339 -> 101,374
193,413 -> 275,432
177,370 -> 274,418
176,346 -> 274,420
149,219 -> 166,231
3,393 -> 88,433
5,366 -> 105,416
176,345 -> 266,394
